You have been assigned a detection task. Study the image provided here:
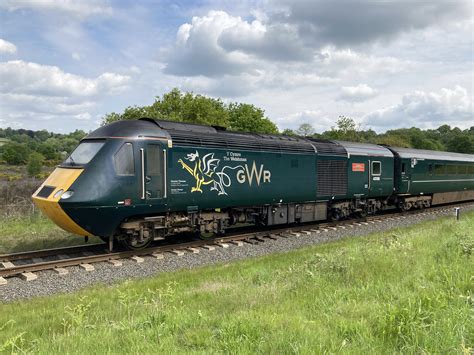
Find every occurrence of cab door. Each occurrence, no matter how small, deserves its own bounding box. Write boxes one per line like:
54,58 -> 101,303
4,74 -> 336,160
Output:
140,144 -> 167,201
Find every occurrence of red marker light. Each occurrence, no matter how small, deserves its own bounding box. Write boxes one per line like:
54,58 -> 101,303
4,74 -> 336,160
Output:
124,199 -> 132,206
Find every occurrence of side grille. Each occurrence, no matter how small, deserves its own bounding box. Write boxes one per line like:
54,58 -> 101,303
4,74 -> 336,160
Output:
37,185 -> 56,198
317,160 -> 347,196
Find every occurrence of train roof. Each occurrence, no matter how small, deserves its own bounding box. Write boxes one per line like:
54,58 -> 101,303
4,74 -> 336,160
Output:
86,119 -> 169,140
334,140 -> 393,158
143,118 -> 317,154
388,146 -> 474,163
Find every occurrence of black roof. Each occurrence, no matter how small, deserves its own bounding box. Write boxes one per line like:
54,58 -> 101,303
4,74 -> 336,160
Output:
144,118 -> 317,154
86,119 -> 168,139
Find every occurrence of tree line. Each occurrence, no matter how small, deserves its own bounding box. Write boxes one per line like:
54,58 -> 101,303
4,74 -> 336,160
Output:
1,88 -> 473,177
285,116 -> 474,154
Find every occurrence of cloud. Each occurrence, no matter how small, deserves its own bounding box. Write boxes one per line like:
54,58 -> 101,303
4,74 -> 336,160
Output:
0,38 -> 17,54
363,86 -> 473,130
0,0 -> 112,18
0,60 -> 130,97
276,0 -> 471,47
339,84 -> 378,102
277,109 -> 335,131
317,47 -> 414,76
163,11 -> 256,77
0,60 -> 131,129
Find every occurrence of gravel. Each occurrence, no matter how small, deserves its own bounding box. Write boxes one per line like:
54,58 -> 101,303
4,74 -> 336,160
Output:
1,205 -> 473,303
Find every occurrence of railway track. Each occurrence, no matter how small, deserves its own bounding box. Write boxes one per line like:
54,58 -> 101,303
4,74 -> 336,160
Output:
0,202 -> 472,285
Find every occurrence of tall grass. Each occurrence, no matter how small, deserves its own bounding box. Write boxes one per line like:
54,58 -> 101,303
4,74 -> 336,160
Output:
0,212 -> 472,353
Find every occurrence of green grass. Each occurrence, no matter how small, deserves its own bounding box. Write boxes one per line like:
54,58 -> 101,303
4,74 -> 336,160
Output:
0,215 -> 101,254
1,213 -> 473,353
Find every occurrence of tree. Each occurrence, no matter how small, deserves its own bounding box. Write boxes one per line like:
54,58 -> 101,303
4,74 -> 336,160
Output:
27,152 -> 44,177
228,103 -> 278,134
322,116 -> 361,141
281,128 -> 296,136
2,142 -> 30,165
102,88 -> 278,134
447,135 -> 474,153
295,123 -> 315,137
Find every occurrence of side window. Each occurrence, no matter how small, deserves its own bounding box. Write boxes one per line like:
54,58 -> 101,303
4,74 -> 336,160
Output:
114,143 -> 134,176
146,145 -> 163,176
458,165 -> 467,175
401,163 -> 406,174
371,161 -> 381,176
434,164 -> 445,175
428,164 -> 432,175
469,165 -> 474,174
446,165 -> 456,175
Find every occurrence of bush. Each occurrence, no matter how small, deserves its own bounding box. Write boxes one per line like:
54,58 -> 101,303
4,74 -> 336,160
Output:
27,152 -> 44,177
2,142 -> 30,165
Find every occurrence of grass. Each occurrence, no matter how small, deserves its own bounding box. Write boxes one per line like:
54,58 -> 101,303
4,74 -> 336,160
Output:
0,212 -> 473,353
0,214 -> 101,254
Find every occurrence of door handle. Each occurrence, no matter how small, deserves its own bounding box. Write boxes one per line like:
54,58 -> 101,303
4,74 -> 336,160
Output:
145,176 -> 152,183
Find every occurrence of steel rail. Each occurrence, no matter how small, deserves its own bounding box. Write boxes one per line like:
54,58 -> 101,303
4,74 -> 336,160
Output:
0,201 -> 472,279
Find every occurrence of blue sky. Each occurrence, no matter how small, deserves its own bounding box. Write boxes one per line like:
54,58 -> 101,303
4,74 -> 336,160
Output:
0,0 -> 472,133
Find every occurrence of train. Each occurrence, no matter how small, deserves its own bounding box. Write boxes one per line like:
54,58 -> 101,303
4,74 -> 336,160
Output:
32,119 -> 474,250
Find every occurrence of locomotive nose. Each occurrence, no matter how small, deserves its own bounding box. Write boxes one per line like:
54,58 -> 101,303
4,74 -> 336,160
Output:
32,167 -> 92,237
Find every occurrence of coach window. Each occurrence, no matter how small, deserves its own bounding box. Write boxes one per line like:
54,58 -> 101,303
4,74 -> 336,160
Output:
434,164 -> 445,175
114,143 -> 135,176
371,161 -> 381,176
446,165 -> 456,175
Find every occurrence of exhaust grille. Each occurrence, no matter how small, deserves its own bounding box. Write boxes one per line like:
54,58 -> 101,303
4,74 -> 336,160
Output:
317,160 -> 347,196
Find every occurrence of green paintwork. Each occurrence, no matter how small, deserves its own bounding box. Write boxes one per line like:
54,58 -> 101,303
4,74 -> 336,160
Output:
52,120 -> 474,238
394,157 -> 474,195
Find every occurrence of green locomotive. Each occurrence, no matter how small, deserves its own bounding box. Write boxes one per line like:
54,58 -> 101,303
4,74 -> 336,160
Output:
32,119 -> 474,249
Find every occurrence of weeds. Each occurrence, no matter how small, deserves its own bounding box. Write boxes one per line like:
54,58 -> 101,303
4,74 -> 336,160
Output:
0,212 -> 472,353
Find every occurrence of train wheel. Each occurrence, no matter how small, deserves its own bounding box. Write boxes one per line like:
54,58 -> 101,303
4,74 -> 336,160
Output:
118,233 -> 153,250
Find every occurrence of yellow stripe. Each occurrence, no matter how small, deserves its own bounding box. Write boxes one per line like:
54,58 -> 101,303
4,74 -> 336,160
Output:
32,168 -> 92,237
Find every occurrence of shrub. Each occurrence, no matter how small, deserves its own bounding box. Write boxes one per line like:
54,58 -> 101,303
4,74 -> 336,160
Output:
27,152 -> 44,177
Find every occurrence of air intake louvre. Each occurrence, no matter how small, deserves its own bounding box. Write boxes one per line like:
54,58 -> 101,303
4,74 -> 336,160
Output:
317,160 -> 347,196
168,130 -> 315,154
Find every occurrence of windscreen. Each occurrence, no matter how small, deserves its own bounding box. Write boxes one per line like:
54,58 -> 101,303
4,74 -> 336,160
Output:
63,141 -> 105,166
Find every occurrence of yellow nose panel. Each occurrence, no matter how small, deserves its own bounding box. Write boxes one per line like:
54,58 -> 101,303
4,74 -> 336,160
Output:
32,167 -> 92,237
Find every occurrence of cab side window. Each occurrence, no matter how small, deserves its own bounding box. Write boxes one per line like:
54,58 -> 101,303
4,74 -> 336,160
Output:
114,143 -> 135,176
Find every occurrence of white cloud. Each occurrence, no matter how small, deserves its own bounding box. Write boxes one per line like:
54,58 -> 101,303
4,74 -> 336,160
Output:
317,47 -> 414,76
0,38 -> 17,54
277,109 -> 335,131
0,60 -> 130,97
339,84 -> 378,102
0,0 -> 112,18
363,86 -> 473,130
0,60 -> 131,129
163,11 -> 256,77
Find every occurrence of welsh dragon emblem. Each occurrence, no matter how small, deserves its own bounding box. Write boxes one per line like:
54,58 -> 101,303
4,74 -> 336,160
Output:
178,151 -> 243,196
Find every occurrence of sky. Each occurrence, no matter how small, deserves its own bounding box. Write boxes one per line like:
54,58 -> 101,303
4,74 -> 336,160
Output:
0,0 -> 473,134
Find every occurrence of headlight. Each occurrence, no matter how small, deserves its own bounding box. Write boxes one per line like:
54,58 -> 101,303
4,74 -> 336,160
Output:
53,189 -> 64,199
61,190 -> 74,200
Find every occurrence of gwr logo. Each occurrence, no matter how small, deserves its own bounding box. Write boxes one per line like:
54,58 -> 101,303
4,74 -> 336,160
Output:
236,161 -> 271,186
